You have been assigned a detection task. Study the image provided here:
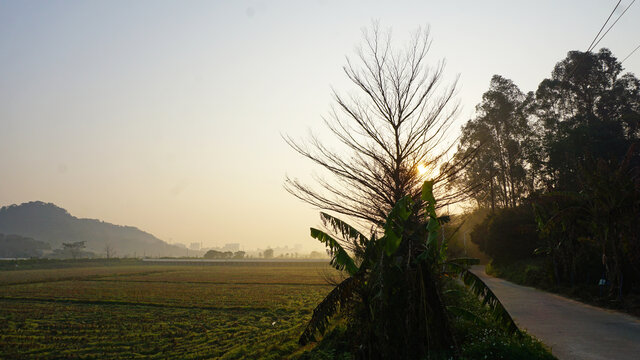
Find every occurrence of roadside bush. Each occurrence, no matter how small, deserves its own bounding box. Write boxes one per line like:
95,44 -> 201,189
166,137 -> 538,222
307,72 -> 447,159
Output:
470,205 -> 540,263
487,258 -> 554,289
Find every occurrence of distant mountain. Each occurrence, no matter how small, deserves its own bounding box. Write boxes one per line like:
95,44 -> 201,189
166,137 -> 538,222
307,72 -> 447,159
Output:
0,201 -> 196,258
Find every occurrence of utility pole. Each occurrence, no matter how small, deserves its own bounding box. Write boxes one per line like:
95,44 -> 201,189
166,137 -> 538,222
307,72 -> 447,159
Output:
463,232 -> 469,256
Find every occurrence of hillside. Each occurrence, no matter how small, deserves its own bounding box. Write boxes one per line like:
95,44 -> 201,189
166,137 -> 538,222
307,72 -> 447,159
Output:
0,201 -> 196,258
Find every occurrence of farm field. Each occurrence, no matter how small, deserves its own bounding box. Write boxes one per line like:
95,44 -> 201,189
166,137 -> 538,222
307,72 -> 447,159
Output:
0,261 -> 337,359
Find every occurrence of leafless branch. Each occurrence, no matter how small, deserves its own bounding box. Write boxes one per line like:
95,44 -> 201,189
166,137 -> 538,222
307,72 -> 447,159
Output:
285,24 -> 469,231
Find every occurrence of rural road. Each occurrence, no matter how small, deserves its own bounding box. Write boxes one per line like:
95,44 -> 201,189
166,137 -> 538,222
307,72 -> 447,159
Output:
471,266 -> 640,360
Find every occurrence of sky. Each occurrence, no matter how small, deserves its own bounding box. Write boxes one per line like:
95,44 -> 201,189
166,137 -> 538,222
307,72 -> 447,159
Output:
1,0 -> 639,252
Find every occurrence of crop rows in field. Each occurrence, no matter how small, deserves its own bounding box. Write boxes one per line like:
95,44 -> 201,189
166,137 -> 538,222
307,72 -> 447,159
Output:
0,265 -> 178,286
99,265 -> 339,285
1,281 -> 332,310
0,262 -> 336,359
0,300 -> 310,359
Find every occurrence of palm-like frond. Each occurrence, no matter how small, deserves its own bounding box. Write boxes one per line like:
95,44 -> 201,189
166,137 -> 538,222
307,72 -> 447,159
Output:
382,196 -> 413,256
320,212 -> 369,256
443,260 -> 518,335
310,228 -> 359,275
301,180 -> 521,354
446,305 -> 486,325
460,269 -> 520,335
299,276 -> 359,345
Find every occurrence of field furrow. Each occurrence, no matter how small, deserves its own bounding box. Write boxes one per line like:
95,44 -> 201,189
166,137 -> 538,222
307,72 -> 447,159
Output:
0,262 -> 335,359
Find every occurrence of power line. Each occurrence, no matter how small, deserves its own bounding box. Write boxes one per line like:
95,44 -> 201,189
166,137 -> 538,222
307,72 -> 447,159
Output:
590,0 -> 636,51
621,43 -> 640,63
587,0 -> 622,52
567,0 -> 628,78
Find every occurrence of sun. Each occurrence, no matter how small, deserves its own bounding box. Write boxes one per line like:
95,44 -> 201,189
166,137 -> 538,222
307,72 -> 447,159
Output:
417,164 -> 428,175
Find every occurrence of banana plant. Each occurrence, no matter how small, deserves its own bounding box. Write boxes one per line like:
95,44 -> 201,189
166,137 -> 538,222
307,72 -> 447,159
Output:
299,180 -> 520,351
299,197 -> 411,344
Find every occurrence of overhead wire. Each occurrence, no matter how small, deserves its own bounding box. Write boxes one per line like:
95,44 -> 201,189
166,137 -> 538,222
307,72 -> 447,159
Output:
590,0 -> 636,51
586,0 -> 622,52
621,43 -> 640,63
567,0 -> 631,78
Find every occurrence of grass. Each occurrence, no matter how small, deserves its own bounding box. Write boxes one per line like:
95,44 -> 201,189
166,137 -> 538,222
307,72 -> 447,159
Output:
445,281 -> 555,360
0,261 -> 337,359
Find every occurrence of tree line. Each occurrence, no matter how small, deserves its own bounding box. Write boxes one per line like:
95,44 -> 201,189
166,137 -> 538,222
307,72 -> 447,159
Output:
453,49 -> 640,301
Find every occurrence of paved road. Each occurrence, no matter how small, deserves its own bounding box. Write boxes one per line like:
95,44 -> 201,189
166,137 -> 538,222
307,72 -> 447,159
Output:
471,266 -> 640,360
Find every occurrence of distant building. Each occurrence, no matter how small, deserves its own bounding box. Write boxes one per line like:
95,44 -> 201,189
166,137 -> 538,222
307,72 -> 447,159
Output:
221,243 -> 240,252
189,242 -> 200,250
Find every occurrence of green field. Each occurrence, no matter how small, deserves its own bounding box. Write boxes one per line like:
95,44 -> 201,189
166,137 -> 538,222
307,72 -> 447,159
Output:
0,261 -> 337,359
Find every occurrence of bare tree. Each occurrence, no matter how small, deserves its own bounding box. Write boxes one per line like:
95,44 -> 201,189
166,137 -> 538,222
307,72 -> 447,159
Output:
285,24 -> 473,226
104,242 -> 116,259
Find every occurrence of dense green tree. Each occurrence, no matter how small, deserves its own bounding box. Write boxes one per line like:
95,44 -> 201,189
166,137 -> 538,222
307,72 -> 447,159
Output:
535,148 -> 640,297
533,49 -> 640,190
203,249 -> 223,259
459,49 -> 640,303
470,205 -> 539,263
62,241 -> 86,260
452,75 -> 534,211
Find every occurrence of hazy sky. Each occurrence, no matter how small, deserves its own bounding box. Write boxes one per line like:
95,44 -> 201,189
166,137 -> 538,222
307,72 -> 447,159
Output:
1,1 -> 638,251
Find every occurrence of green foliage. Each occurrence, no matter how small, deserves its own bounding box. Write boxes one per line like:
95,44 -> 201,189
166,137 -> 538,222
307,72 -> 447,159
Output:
451,75 -> 534,210
319,212 -> 368,258
203,249 -> 233,259
532,152 -> 640,299
299,281 -> 556,360
294,326 -> 353,360
470,205 -> 541,262
459,270 -> 520,335
303,180 -> 524,358
381,196 -> 412,256
298,277 -> 358,344
535,49 -> 638,190
444,282 -> 555,360
301,182 -> 455,356
487,258 -> 554,289
422,180 -> 437,216
453,48 -> 640,306
459,328 -> 555,360
310,228 -> 358,275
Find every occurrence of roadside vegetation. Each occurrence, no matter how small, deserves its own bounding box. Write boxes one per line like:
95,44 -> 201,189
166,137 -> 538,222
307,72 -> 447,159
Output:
451,48 -> 640,316
292,182 -> 554,359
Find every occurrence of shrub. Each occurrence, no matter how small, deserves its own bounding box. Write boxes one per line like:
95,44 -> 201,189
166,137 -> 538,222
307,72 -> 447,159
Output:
471,205 -> 540,263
